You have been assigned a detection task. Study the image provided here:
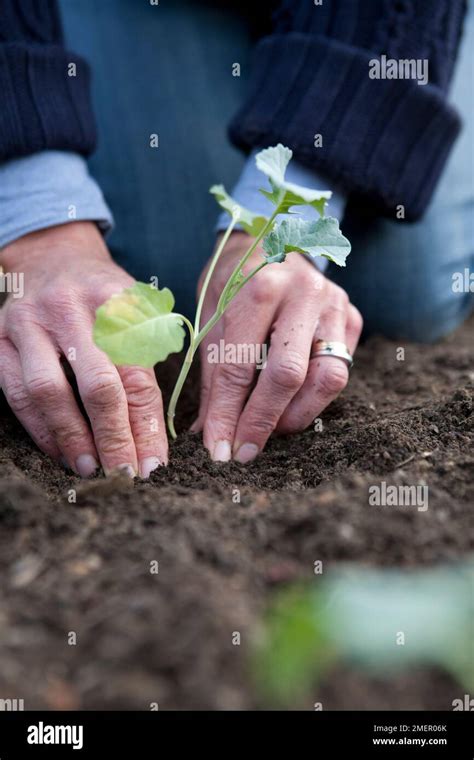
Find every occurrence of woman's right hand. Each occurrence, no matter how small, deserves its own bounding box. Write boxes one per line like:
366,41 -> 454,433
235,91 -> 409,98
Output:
0,221 -> 168,478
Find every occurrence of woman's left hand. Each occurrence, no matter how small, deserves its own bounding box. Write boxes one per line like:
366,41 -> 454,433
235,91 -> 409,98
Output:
193,231 -> 363,463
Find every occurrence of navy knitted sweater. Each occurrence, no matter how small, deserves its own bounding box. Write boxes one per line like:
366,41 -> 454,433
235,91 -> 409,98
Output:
0,0 -> 467,220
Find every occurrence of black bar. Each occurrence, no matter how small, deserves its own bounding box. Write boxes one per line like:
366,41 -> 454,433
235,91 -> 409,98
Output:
0,711 -> 472,757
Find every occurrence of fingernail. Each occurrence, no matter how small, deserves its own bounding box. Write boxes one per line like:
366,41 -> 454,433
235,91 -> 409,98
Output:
234,443 -> 259,464
116,464 -> 136,479
139,456 -> 161,479
189,419 -> 201,433
212,439 -> 232,462
76,454 -> 99,479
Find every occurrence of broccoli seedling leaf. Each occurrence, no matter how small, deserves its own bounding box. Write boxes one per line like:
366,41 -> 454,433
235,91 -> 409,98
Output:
262,217 -> 351,267
255,143 -> 293,185
254,562 -> 474,707
261,228 -> 288,264
260,178 -> 331,216
323,564 -> 474,686
252,586 -> 335,706
94,282 -> 185,368
210,184 -> 269,237
92,144 -> 353,440
256,144 -> 331,216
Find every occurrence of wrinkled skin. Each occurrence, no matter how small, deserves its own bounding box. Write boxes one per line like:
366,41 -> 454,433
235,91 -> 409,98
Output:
0,222 -> 167,478
0,223 -> 362,474
193,231 -> 363,462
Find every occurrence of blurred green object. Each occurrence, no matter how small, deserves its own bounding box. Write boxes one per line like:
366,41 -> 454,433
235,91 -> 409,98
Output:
253,562 -> 474,706
252,586 -> 337,705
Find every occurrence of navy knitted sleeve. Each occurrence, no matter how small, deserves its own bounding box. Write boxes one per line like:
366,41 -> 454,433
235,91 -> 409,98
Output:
229,0 -> 467,220
0,0 -> 96,161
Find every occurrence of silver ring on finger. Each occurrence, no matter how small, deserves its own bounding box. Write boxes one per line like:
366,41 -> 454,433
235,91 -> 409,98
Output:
310,339 -> 354,368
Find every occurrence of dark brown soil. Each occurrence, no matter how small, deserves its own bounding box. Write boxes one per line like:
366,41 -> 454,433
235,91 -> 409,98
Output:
0,319 -> 472,710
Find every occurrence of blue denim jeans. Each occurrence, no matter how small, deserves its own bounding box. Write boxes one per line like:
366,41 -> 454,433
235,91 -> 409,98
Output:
60,0 -> 473,340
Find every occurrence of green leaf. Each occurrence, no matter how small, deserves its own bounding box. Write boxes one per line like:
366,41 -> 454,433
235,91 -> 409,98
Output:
255,144 -> 331,216
261,181 -> 331,216
323,565 -> 474,687
210,184 -> 269,237
252,586 -> 335,706
261,226 -> 288,264
262,217 -> 351,267
93,282 -> 185,368
254,562 -> 474,707
255,143 -> 293,185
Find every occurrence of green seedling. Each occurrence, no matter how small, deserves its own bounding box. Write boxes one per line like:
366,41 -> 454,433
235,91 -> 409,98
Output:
253,562 -> 474,706
93,144 -> 351,437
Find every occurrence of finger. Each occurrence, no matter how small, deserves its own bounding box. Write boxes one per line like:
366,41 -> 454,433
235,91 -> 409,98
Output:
8,324 -> 99,477
117,365 -> 168,477
346,303 -> 364,353
57,332 -> 138,477
202,294 -> 273,461
277,290 -> 352,434
0,336 -> 61,460
232,297 -> 316,462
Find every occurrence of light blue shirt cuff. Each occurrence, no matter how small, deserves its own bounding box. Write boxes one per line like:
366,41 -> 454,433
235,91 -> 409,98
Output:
0,151 -> 114,249
216,150 -> 347,272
